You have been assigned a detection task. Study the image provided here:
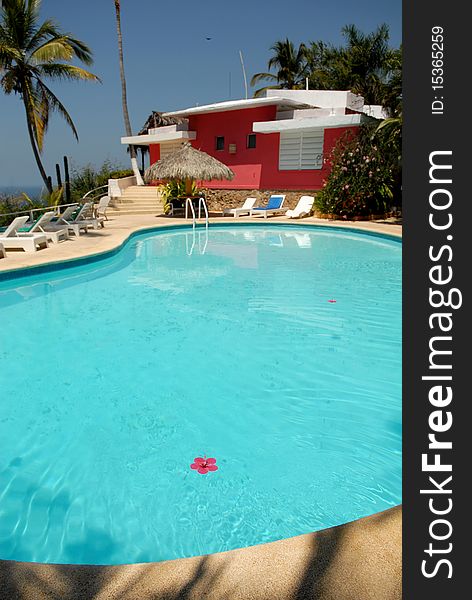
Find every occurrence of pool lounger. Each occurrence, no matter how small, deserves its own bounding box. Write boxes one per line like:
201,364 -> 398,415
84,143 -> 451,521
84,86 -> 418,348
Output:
223,197 -> 257,218
0,216 -> 49,252
19,211 -> 70,244
53,204 -> 87,237
70,202 -> 105,230
285,195 -> 315,219
249,194 -> 286,218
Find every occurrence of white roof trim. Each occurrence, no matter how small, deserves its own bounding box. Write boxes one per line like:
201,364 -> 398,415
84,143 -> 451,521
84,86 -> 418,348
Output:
121,130 -> 196,145
253,114 -> 369,133
163,97 -> 312,117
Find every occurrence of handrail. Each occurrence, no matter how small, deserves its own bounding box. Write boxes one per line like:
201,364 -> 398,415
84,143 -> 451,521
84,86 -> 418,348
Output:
1,183 -> 108,225
185,196 -> 209,229
185,197 -> 197,228
198,197 -> 209,226
0,202 -> 79,222
82,185 -> 108,199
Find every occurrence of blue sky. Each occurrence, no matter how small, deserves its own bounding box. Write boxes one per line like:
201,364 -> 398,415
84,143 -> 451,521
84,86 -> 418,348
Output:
0,0 -> 401,188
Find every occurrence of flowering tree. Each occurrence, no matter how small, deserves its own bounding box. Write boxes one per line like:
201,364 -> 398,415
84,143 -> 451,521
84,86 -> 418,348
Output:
314,126 -> 399,218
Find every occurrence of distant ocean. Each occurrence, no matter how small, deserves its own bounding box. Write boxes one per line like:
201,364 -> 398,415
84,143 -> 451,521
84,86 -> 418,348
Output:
0,185 -> 43,198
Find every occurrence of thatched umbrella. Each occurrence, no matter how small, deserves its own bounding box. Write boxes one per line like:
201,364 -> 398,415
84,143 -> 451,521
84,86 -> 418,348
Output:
144,142 -> 235,194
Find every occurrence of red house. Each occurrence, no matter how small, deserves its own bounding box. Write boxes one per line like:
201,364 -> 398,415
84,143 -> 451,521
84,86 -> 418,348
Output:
122,90 -> 380,192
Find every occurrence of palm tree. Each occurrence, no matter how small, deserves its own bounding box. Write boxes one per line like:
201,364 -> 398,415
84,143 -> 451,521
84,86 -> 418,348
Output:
305,25 -> 399,107
0,0 -> 99,192
380,45 -> 402,117
113,0 -> 143,185
340,24 -> 393,105
251,39 -> 308,97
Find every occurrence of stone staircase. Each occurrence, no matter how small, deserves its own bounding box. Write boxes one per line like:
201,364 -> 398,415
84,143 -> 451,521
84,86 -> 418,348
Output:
108,185 -> 165,216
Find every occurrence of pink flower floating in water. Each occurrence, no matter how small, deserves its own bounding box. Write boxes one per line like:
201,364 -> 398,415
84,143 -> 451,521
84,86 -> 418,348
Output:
328,299 -> 337,303
190,456 -> 218,475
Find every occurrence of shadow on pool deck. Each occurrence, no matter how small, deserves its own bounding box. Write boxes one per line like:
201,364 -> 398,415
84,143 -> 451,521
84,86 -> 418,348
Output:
0,505 -> 401,600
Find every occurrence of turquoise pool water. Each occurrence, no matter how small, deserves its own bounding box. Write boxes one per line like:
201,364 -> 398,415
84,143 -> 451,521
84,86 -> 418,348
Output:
0,225 -> 402,565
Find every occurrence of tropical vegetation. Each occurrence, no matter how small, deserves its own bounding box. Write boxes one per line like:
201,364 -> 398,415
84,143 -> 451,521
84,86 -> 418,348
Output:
314,125 -> 401,218
251,39 -> 308,97
0,160 -> 132,226
69,160 -> 133,201
252,24 -> 401,115
158,180 -> 203,215
254,24 -> 402,217
0,0 -> 100,192
0,186 -> 65,226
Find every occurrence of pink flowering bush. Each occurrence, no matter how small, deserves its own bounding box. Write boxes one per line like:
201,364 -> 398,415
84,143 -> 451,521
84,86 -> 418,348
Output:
315,126 -> 399,218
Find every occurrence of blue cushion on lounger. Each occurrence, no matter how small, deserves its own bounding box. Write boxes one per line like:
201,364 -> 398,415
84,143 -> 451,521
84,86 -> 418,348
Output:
253,195 -> 284,211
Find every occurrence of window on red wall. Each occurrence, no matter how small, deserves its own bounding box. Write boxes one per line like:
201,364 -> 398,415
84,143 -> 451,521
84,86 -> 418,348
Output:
247,133 -> 257,149
215,136 -> 225,151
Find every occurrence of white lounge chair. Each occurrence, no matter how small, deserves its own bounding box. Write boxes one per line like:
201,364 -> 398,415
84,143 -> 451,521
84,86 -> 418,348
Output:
21,211 -> 70,244
223,197 -> 257,218
95,196 -> 111,220
0,216 -> 48,252
249,195 -> 286,219
54,205 -> 87,237
285,196 -> 315,219
71,202 -> 105,230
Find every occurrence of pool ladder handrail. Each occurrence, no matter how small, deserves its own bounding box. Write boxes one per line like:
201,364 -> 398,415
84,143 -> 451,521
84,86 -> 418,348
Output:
185,197 -> 209,229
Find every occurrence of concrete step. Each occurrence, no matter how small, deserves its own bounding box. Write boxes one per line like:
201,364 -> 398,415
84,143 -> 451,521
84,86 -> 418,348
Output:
109,185 -> 164,215
107,208 -> 164,216
113,201 -> 162,207
121,193 -> 161,200
108,204 -> 163,211
122,186 -> 160,197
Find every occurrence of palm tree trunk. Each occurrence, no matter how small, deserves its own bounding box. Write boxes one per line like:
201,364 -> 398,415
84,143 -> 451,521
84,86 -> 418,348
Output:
22,97 -> 52,193
114,0 -> 144,185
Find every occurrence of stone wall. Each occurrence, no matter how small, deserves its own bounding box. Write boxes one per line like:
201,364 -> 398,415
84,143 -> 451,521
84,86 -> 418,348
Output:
202,189 -> 317,212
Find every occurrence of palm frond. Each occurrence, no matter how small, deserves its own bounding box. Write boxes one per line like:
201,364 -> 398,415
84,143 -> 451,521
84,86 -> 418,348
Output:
35,78 -> 79,140
250,71 -> 277,86
37,62 -> 101,82
253,84 -> 281,98
25,18 -> 61,52
64,37 -> 94,65
21,76 -> 47,149
30,38 -> 75,62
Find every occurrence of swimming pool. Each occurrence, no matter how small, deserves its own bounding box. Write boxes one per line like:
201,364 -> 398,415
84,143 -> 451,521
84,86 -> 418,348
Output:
0,225 -> 401,565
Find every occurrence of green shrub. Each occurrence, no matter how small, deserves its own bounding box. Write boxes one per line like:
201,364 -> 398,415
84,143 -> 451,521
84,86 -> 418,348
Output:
158,181 -> 204,214
69,160 -> 133,200
315,125 -> 399,218
0,189 -> 64,227
108,169 -> 134,179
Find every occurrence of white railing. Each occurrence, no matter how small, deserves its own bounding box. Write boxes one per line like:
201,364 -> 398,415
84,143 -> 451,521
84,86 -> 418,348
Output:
0,202 -> 79,224
185,197 -> 209,229
198,197 -> 209,225
82,185 -> 108,202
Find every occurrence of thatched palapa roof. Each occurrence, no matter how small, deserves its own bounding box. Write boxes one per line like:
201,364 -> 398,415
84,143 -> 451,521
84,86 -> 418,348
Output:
144,143 -> 235,183
138,111 -> 187,136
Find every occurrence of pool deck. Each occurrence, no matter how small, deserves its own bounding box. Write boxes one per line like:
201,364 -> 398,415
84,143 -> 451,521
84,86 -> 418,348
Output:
0,213 -> 402,274
0,505 -> 401,600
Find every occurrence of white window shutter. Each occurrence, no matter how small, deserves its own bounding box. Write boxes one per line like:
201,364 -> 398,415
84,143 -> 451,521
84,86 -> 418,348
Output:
279,130 -> 324,170
159,140 -> 185,159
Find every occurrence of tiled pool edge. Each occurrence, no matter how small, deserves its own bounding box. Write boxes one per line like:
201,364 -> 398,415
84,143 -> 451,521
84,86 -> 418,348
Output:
0,219 -> 402,282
